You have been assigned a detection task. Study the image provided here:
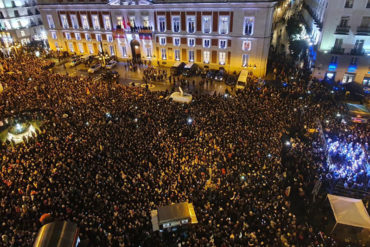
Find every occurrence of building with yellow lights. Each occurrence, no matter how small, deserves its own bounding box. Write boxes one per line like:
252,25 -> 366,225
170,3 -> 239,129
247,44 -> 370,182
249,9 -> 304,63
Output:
38,0 -> 277,77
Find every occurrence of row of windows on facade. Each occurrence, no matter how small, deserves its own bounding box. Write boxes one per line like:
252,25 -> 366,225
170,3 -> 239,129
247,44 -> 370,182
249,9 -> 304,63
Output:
62,41 -> 249,67
337,16 -> 370,28
333,38 -> 365,53
52,31 -> 252,52
47,14 -> 254,35
330,55 -> 359,66
344,0 -> 370,8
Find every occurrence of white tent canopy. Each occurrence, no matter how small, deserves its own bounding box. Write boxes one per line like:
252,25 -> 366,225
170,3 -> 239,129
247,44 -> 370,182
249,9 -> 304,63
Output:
328,194 -> 370,229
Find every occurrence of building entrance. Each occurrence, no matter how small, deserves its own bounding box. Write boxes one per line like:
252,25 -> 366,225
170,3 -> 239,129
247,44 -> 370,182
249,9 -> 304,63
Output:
130,39 -> 141,62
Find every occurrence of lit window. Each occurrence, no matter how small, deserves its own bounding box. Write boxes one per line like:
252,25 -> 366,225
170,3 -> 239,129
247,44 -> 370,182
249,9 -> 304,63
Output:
82,15 -> 89,29
187,16 -> 195,33
242,40 -> 251,51
219,16 -> 229,34
96,34 -> 102,42
188,38 -> 195,47
204,50 -> 210,64
159,37 -> 166,45
188,50 -> 194,62
78,43 -> 84,53
146,47 -> 152,58
142,16 -> 149,28
244,17 -> 254,35
174,49 -> 180,61
68,42 -> 74,53
75,33 -> 81,40
158,16 -> 166,32
121,46 -> 127,57
107,34 -> 113,42
104,15 -> 111,30
161,48 -> 167,60
109,45 -> 114,56
61,15 -> 69,29
47,15 -> 55,29
129,16 -> 135,28
88,44 -> 94,54
71,15 -> 78,29
65,32 -> 71,40
203,39 -> 210,48
174,37 -> 180,46
92,15 -> 100,30
172,16 -> 180,33
51,31 -> 57,40
219,39 -> 227,49
20,30 -> 25,37
202,16 -> 211,34
85,33 -> 91,41
242,54 -> 248,67
117,17 -> 122,27
219,52 -> 226,65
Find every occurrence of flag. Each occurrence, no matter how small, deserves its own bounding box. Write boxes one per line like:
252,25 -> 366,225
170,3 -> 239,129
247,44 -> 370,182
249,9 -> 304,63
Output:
122,17 -> 127,29
127,17 -> 131,28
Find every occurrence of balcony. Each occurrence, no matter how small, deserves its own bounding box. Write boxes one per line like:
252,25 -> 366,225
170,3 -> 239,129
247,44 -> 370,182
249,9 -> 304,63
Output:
302,1 -> 323,30
335,26 -> 350,34
331,47 -> 345,54
350,49 -> 365,56
356,26 -> 370,35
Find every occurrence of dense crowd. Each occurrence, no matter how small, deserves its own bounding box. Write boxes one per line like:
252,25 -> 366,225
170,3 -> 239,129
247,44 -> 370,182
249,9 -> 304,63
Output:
0,53 -> 368,247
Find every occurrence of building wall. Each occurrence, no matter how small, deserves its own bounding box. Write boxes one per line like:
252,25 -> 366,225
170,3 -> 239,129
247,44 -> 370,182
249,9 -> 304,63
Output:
39,1 -> 277,77
305,0 -> 370,85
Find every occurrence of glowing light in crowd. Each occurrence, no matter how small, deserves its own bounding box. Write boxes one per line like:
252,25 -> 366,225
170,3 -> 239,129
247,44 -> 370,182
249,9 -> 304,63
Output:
336,112 -> 341,117
285,141 -> 291,146
326,138 -> 369,186
16,123 -> 22,131
106,112 -> 111,118
134,118 -> 138,123
187,117 -> 193,124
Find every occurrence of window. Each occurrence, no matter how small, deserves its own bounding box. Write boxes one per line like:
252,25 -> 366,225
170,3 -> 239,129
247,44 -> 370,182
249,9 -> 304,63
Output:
158,16 -> 166,32
159,37 -> 166,45
142,16 -> 149,28
345,0 -> 353,8
219,39 -> 227,49
88,44 -> 94,54
350,57 -> 358,65
188,50 -> 194,62
244,17 -> 254,35
202,16 -> 211,34
20,30 -> 25,37
117,17 -> 122,27
188,38 -> 195,47
65,32 -> 71,40
187,16 -> 195,33
242,54 -> 248,67
339,16 -> 349,27
146,47 -> 152,58
68,42 -> 74,53
204,50 -> 210,64
203,39 -> 210,48
85,33 -> 91,41
75,33 -> 81,40
109,45 -> 114,56
82,15 -> 89,29
161,48 -> 167,60
96,34 -> 102,42
71,15 -> 78,29
47,15 -> 55,29
367,0 -> 370,8
174,49 -> 180,61
242,41 -> 251,51
122,46 -> 127,57
104,15 -> 111,30
330,56 -> 338,64
219,16 -> 229,34
107,34 -> 113,42
360,16 -> 370,27
172,16 -> 180,33
61,15 -> 69,29
92,15 -> 100,30
174,37 -> 180,46
354,40 -> 364,52
219,52 -> 226,65
78,43 -> 84,53
129,16 -> 135,28
334,38 -> 343,49
51,31 -> 57,40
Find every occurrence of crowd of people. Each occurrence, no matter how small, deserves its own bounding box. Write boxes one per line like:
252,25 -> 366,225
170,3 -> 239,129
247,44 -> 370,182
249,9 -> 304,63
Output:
0,52 -> 368,247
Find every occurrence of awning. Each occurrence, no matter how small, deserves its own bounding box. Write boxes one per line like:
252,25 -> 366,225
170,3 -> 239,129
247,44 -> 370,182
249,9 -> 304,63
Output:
328,194 -> 370,229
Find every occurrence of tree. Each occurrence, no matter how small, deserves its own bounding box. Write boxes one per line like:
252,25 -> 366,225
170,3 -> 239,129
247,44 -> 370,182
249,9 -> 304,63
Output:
289,40 -> 307,59
286,17 -> 302,40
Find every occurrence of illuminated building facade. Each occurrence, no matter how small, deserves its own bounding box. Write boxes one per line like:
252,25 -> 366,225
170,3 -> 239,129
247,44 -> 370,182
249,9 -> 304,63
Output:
38,0 -> 277,77
0,0 -> 46,50
302,0 -> 370,87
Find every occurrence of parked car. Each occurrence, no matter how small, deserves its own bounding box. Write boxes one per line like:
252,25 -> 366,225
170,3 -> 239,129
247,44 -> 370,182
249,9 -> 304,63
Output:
88,63 -> 101,73
226,75 -> 237,86
214,68 -> 227,82
206,69 -> 217,80
105,60 -> 117,69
